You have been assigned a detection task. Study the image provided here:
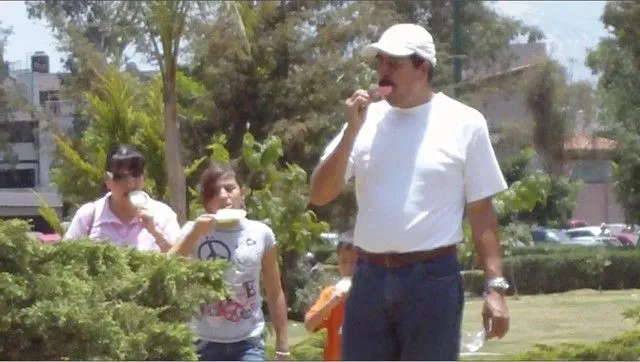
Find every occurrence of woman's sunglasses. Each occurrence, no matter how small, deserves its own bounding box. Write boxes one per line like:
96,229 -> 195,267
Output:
111,168 -> 144,181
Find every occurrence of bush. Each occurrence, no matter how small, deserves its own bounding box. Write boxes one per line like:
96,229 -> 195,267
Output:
291,278 -> 326,322
284,256 -> 338,321
266,331 -> 326,360
0,219 -> 229,360
461,270 -> 485,296
510,244 -> 634,257
511,303 -> 640,360
511,330 -> 640,360
504,248 -> 640,294
310,243 -> 336,264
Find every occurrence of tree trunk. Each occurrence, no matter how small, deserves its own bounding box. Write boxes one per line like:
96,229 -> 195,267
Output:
163,57 -> 187,224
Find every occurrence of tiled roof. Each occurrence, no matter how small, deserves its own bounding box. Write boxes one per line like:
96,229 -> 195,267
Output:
564,134 -> 617,151
463,43 -> 548,81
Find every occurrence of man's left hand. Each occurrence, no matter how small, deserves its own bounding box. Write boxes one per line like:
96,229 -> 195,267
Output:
482,290 -> 509,339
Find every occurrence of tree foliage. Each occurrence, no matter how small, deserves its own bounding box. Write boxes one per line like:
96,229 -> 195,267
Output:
522,60 -> 571,174
0,219 -> 229,360
587,1 -> 640,222
498,147 -> 582,228
458,171 -> 551,270
50,69 -> 165,207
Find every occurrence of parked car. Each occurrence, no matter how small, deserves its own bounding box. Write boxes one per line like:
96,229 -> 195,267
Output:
565,226 -> 621,247
614,232 -> 637,246
531,227 -> 570,244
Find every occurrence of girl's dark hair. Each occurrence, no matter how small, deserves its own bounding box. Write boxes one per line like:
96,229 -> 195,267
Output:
199,161 -> 244,204
105,144 -> 145,173
337,241 -> 354,252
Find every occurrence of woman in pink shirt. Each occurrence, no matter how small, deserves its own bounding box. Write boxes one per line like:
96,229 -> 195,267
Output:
63,144 -> 181,252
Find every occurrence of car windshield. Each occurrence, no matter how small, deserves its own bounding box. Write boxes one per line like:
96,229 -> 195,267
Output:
547,229 -> 570,242
567,230 -> 595,238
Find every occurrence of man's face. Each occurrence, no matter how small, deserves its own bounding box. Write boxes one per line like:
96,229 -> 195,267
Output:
375,53 -> 430,107
204,173 -> 244,214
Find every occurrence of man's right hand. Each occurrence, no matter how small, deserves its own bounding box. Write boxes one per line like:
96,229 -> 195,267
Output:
345,89 -> 372,131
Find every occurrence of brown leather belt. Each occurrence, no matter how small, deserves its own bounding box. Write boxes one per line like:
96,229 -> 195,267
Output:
356,244 -> 457,268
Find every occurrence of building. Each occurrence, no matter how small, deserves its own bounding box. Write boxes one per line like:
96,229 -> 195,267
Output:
0,51 -> 73,232
461,43 -> 549,161
564,134 -> 625,224
459,43 -> 626,224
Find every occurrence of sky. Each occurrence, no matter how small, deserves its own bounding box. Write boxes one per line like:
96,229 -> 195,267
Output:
1,1 -> 610,83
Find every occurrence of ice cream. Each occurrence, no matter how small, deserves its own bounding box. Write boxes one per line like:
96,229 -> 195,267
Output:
128,190 -> 149,208
369,84 -> 393,102
213,209 -> 247,224
376,85 -> 393,97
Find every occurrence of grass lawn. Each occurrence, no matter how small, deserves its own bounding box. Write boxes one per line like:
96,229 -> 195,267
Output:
269,289 -> 640,359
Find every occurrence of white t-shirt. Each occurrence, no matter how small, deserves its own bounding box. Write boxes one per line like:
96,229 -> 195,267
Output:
321,92 -> 507,253
178,218 -> 276,343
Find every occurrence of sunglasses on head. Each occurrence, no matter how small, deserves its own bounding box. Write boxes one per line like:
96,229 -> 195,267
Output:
111,168 -> 144,181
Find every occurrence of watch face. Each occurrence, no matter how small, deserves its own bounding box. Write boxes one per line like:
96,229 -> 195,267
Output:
487,278 -> 510,290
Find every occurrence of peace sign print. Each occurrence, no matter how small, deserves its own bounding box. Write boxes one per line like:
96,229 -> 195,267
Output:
197,238 -> 232,261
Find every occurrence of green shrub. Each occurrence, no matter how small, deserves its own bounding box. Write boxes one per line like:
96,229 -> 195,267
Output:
266,331 -> 326,360
0,219 -> 229,360
461,269 -> 485,296
504,248 -> 640,294
510,244 -> 633,257
512,303 -> 640,360
325,253 -> 338,265
310,243 -> 336,264
290,331 -> 326,360
512,330 -> 640,360
291,278 -> 326,322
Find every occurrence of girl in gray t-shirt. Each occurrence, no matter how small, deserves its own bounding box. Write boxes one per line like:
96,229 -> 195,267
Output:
169,163 -> 290,361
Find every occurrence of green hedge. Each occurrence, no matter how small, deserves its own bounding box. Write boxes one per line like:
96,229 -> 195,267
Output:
309,243 -> 336,264
510,330 -> 640,360
266,331 -> 326,360
510,244 -> 637,257
504,248 -> 640,295
461,269 -> 485,296
0,219 -> 229,360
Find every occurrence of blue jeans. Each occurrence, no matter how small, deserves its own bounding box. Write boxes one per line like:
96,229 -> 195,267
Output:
342,253 -> 464,361
196,337 -> 265,361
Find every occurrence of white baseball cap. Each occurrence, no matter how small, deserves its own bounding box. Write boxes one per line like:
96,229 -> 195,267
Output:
361,23 -> 437,67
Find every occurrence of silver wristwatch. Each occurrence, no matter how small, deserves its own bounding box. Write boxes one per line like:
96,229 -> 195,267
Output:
485,277 -> 510,294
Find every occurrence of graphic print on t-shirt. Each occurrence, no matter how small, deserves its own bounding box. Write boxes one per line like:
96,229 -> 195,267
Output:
197,234 -> 261,324
197,238 -> 232,261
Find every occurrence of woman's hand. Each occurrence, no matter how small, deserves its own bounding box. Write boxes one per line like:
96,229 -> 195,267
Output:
193,214 -> 216,235
138,207 -> 156,234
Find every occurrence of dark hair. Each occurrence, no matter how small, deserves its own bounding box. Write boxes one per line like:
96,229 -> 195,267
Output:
410,54 -> 434,84
106,144 -> 145,173
199,161 -> 244,204
337,241 -> 354,253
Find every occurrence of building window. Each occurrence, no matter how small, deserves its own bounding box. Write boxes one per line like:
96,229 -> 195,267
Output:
39,90 -> 59,106
0,168 -> 36,188
570,160 -> 612,184
0,122 -> 38,143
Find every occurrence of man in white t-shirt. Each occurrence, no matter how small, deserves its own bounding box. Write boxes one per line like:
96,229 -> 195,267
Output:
309,23 -> 511,360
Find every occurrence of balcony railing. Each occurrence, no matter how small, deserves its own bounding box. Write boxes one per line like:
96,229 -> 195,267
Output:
44,100 -> 75,118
